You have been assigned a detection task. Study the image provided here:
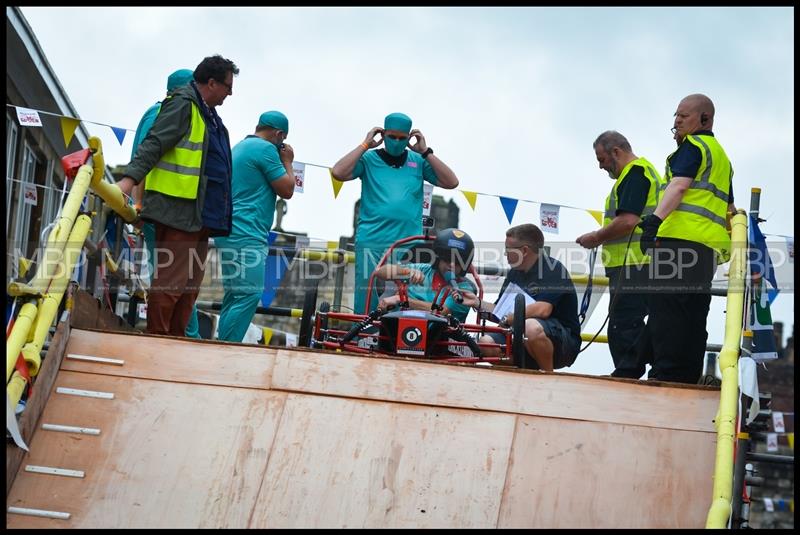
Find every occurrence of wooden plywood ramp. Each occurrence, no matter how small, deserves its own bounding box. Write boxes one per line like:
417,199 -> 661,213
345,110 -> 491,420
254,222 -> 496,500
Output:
7,328 -> 719,528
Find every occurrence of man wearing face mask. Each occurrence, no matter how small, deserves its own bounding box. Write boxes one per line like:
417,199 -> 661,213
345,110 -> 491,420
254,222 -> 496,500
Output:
575,131 -> 664,379
638,94 -> 736,384
331,112 -> 460,314
214,111 -> 296,342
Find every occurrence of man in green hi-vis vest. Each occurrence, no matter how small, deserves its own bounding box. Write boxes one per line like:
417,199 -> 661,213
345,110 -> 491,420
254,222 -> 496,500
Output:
638,93 -> 736,384
117,55 -> 239,337
576,131 -> 665,379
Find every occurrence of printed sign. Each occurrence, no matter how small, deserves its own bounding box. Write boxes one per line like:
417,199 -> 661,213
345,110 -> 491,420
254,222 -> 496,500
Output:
787,237 -> 794,263
16,107 -> 42,127
422,183 -> 434,217
285,333 -> 298,347
773,412 -> 786,433
766,432 -> 779,452
23,183 -> 38,206
293,162 -> 305,193
137,303 -> 147,319
540,203 -> 560,234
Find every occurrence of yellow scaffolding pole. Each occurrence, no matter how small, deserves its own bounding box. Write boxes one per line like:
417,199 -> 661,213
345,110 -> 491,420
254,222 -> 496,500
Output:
7,137 -> 135,404
7,214 -> 92,408
705,210 -> 748,528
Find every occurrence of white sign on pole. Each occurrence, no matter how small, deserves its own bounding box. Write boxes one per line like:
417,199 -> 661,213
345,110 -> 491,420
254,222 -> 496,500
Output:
766,432 -> 779,452
16,107 -> 43,127
540,203 -> 560,234
293,162 -> 305,193
23,183 -> 38,206
422,183 -> 434,217
772,411 -> 786,433
285,333 -> 298,347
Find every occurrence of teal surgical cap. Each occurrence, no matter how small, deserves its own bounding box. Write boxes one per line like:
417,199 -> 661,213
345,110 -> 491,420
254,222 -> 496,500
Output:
258,111 -> 289,134
167,69 -> 194,91
384,112 -> 412,133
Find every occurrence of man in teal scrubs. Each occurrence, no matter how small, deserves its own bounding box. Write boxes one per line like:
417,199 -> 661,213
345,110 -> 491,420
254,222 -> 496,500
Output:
331,112 -> 460,313
374,228 -> 477,322
130,68 -> 203,337
215,111 -> 296,342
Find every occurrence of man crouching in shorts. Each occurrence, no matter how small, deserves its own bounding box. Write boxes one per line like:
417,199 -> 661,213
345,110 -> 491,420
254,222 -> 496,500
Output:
460,224 -> 581,372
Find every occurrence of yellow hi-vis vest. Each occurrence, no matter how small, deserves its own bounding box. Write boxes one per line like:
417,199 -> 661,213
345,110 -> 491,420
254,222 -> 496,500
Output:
145,100 -> 206,199
602,157 -> 664,268
658,134 -> 733,263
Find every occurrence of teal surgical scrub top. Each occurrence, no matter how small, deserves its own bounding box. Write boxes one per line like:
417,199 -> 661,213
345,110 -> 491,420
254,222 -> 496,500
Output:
218,135 -> 287,248
352,150 -> 438,248
403,263 -> 476,322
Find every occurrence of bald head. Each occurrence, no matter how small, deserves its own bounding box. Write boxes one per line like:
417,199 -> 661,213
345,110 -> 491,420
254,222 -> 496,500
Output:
673,93 -> 716,141
681,93 -> 715,121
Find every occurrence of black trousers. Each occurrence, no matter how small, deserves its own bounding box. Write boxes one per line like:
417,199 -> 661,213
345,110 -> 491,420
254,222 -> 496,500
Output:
606,264 -> 649,379
642,239 -> 716,384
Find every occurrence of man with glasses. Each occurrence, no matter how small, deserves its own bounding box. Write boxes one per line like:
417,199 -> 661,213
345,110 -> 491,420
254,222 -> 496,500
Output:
460,224 -> 581,372
331,112 -> 460,314
117,55 -> 239,337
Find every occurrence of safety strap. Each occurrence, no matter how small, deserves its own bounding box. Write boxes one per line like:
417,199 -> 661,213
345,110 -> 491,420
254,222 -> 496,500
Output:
578,248 -> 597,325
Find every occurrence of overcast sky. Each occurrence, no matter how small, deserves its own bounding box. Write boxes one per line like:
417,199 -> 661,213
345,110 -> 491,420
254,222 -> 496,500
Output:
20,6 -> 794,376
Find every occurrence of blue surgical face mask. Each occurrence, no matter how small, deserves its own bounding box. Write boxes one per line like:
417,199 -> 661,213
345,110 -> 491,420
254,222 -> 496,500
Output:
384,136 -> 408,156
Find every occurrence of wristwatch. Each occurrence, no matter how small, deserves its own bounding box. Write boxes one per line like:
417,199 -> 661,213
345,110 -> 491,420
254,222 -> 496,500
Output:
422,147 -> 434,159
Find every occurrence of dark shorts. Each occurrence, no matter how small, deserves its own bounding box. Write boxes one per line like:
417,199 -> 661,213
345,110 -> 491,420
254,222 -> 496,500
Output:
488,317 -> 580,370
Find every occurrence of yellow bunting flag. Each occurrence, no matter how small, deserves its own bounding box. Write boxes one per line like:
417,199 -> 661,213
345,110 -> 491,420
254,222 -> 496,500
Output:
461,190 -> 478,211
788,432 -> 794,450
587,209 -> 603,226
262,327 -> 273,346
329,168 -> 344,199
60,117 -> 81,148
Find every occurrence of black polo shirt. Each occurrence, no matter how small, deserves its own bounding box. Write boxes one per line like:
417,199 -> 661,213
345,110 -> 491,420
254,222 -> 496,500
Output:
615,165 -> 650,216
497,254 -> 581,340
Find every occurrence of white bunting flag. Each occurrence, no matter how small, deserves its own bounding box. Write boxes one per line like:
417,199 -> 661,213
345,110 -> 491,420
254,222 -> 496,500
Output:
23,183 -> 38,206
772,411 -> 785,433
763,497 -> 774,512
16,107 -> 43,127
422,183 -> 434,217
540,203 -> 560,234
766,432 -> 779,452
293,162 -> 306,193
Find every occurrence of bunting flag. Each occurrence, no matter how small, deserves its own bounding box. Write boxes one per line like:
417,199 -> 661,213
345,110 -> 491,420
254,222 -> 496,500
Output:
262,327 -> 273,346
461,190 -> 478,210
587,209 -> 603,226
110,126 -> 127,145
748,275 -> 778,362
15,107 -> 42,127
499,196 -> 518,224
60,117 -> 81,148
329,168 -> 344,199
540,203 -> 560,234
749,214 -> 779,303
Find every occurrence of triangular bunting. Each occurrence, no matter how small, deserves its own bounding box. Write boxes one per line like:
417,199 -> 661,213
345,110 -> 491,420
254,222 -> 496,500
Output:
461,190 -> 478,210
111,126 -> 127,145
60,117 -> 81,148
587,209 -> 603,226
262,327 -> 273,346
499,196 -> 518,224
329,168 -> 344,199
